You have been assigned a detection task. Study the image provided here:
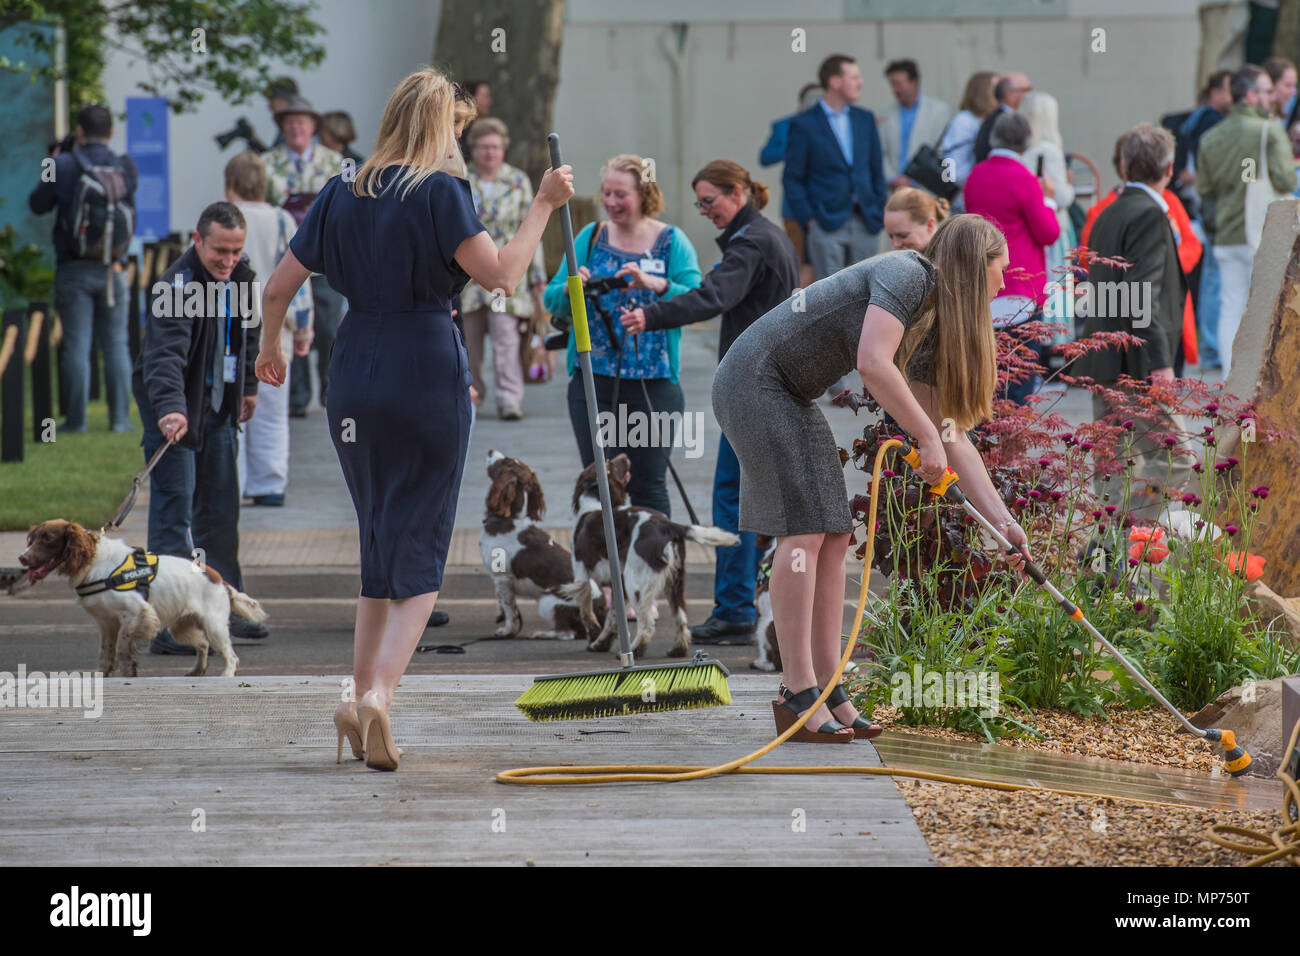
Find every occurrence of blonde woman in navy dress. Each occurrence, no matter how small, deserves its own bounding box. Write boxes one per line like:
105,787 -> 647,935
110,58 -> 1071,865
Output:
258,69 -> 574,770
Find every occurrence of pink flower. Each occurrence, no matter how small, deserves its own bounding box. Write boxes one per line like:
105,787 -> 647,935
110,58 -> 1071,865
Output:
1105,504 -> 1117,514
881,469 -> 895,478
1224,524 -> 1239,536
1049,490 -> 1063,501
1122,419 -> 1136,431
1205,402 -> 1219,415
1134,600 -> 1146,612
1162,436 -> 1177,448
1128,557 -> 1139,566
1015,497 -> 1029,507
1192,462 -> 1203,473
1214,461 -> 1233,472
1038,458 -> 1051,468
1250,485 -> 1269,499
1079,441 -> 1095,451
1181,492 -> 1198,504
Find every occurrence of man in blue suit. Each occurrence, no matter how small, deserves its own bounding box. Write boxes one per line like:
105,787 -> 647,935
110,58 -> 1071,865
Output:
783,54 -> 886,283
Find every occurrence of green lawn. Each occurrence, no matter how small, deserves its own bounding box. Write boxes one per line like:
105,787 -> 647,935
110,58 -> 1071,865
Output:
0,393 -> 146,531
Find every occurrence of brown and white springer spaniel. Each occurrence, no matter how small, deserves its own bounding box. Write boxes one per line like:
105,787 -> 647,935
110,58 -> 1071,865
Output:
570,454 -> 740,658
480,450 -> 606,640
18,519 -> 265,676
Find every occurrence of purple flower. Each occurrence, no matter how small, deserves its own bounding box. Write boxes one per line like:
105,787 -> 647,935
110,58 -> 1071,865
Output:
1250,485 -> 1270,499
881,469 -> 895,478
1122,419 -> 1136,431
1134,600 -> 1146,612
1205,402 -> 1219,415
1214,461 -> 1233,472
1091,510 -> 1104,520
1028,490 -> 1042,499
1015,497 -> 1029,507
1226,456 -> 1239,467
1079,441 -> 1095,451
1194,520 -> 1206,530
1162,436 -> 1177,448
1225,524 -> 1240,536
1062,433 -> 1076,446
1038,458 -> 1051,468
1105,504 -> 1117,514
1192,462 -> 1203,473
1049,490 -> 1063,501
1128,557 -> 1139,566
1181,492 -> 1198,504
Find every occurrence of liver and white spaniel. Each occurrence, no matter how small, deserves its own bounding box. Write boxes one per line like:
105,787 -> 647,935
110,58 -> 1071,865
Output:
480,450 -> 606,641
19,519 -> 265,676
570,454 -> 739,658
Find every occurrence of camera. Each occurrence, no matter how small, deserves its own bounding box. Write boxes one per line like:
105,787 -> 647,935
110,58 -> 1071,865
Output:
215,117 -> 268,154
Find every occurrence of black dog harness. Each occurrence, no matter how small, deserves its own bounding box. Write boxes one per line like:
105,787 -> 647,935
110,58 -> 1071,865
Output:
75,547 -> 159,600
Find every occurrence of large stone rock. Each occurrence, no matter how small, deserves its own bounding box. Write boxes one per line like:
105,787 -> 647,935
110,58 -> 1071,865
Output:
1243,579 -> 1300,651
1190,677 -> 1289,778
1214,199 -> 1300,595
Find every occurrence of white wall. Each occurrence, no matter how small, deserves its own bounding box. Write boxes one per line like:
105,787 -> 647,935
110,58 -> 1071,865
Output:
99,0 -> 442,236
552,11 -> 1204,262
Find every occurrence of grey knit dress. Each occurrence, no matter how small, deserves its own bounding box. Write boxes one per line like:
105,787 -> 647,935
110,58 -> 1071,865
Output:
711,250 -> 936,537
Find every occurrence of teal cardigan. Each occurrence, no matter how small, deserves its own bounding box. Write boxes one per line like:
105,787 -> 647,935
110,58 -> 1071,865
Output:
542,221 -> 703,383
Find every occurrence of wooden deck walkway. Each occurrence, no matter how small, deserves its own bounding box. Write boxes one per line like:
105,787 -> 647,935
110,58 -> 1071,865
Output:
0,675 -> 935,866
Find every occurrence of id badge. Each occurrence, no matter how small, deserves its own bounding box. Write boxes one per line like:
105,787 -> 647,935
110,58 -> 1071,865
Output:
223,354 -> 238,383
639,257 -> 666,274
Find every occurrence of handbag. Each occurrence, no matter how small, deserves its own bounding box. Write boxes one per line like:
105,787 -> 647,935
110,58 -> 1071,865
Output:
903,115 -> 961,200
1244,120 -> 1285,252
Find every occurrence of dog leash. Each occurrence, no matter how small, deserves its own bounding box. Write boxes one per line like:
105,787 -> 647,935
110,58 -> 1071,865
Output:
102,434 -> 176,533
591,290 -> 701,525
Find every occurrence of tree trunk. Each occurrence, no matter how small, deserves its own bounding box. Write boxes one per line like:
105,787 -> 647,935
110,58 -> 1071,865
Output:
433,0 -> 564,189
434,0 -> 586,277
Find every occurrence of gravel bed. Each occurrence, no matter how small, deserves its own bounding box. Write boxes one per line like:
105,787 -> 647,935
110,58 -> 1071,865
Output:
898,780 -> 1291,866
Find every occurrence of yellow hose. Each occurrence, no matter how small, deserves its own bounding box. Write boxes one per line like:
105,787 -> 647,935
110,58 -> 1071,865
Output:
496,438 -> 1289,837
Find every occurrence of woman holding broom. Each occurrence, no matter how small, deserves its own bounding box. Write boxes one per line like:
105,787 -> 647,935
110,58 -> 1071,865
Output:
257,68 -> 573,770
711,213 -> 1029,742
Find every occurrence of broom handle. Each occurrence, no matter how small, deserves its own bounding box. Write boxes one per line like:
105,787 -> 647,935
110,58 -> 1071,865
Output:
548,133 -> 635,666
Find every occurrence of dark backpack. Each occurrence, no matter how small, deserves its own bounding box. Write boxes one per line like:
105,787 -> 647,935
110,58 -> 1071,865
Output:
66,148 -> 134,263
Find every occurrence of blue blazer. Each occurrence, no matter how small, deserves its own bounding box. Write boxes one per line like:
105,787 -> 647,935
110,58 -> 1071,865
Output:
782,103 -> 885,234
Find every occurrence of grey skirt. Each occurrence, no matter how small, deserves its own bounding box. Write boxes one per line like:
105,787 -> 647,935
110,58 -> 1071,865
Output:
711,361 -> 853,538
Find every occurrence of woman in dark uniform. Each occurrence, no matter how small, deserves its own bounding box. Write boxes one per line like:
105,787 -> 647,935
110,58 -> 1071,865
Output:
711,214 -> 1029,742
258,69 -> 573,770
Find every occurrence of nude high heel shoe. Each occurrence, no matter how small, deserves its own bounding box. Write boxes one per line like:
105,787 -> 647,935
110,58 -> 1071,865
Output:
357,690 -> 400,771
334,702 -> 364,763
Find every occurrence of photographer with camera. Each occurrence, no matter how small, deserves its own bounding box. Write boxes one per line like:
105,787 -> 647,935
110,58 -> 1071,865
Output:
542,153 -> 701,517
29,104 -> 138,434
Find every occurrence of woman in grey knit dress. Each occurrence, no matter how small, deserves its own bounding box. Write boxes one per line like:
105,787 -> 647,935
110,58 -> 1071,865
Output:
712,214 -> 1030,742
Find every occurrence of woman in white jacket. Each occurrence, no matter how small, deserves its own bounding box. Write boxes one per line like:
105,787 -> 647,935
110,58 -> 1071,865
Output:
1018,91 -> 1075,351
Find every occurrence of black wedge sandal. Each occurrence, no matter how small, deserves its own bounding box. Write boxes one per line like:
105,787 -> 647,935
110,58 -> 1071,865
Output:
772,685 -> 855,743
825,684 -> 883,739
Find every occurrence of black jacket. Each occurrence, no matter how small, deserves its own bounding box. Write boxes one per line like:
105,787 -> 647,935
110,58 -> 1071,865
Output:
28,142 -> 138,265
1076,186 -> 1187,383
640,202 -> 799,360
132,246 -> 260,449
973,105 -> 1010,165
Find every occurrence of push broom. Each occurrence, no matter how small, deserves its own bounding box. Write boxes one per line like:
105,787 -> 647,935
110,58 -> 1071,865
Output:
513,134 -> 731,721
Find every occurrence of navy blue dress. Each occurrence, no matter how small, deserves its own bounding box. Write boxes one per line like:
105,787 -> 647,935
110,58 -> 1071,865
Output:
290,169 -> 486,598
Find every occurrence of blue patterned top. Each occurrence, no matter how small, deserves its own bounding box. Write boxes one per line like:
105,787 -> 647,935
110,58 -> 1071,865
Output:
544,221 -> 703,383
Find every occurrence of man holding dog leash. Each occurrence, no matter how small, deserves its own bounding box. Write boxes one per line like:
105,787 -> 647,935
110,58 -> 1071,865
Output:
132,201 -> 267,655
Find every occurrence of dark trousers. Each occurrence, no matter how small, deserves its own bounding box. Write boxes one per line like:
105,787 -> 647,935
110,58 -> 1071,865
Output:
711,431 -> 758,623
290,275 -> 345,411
567,373 -> 683,517
134,380 -> 243,591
